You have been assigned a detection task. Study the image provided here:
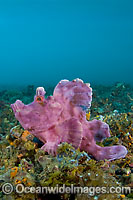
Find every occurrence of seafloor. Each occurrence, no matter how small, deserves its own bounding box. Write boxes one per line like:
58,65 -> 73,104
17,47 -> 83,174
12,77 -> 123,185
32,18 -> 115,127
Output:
0,82 -> 132,200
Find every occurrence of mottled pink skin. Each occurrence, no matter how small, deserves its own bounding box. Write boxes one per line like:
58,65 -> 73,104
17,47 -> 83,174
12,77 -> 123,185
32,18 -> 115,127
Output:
11,79 -> 127,161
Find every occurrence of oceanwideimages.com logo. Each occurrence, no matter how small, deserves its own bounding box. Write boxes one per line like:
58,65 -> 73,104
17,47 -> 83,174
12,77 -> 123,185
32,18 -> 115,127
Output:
1,183 -> 131,196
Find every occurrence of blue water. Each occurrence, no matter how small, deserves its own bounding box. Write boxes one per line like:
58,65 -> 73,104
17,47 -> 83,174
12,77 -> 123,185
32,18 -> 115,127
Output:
0,0 -> 133,87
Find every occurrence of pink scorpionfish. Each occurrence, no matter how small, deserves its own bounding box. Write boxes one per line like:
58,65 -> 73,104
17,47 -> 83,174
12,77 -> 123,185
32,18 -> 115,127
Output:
11,79 -> 127,161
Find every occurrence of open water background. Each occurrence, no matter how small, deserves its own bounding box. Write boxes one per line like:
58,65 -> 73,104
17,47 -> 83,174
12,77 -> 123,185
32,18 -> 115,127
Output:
0,0 -> 133,88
